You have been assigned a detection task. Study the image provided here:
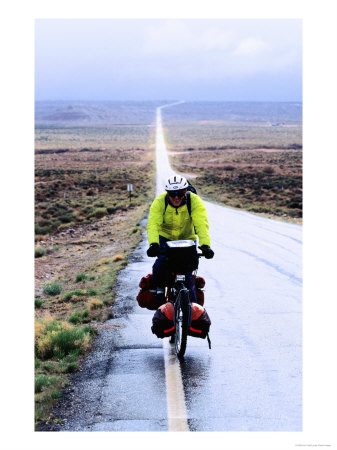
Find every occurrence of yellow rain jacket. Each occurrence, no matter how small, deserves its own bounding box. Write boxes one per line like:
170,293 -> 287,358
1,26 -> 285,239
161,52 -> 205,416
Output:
147,192 -> 211,247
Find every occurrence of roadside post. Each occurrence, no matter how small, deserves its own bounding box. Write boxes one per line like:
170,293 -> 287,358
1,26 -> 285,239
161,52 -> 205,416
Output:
127,184 -> 133,204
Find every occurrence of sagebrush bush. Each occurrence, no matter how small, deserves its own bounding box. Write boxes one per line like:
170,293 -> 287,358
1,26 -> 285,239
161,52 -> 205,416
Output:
42,282 -> 62,296
35,225 -> 50,235
35,247 -> 46,258
87,288 -> 97,296
35,299 -> 43,308
88,298 -> 103,310
112,254 -> 124,262
51,389 -> 61,400
97,257 -> 109,265
68,309 -> 90,324
59,214 -> 73,224
35,374 -> 52,393
58,222 -> 75,231
63,289 -> 87,301
90,208 -> 106,219
35,319 -> 95,360
63,288 -> 96,301
75,273 -> 87,283
65,362 -> 77,373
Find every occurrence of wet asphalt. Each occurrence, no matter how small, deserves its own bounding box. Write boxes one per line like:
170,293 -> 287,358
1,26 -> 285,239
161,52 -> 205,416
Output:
38,210 -> 302,432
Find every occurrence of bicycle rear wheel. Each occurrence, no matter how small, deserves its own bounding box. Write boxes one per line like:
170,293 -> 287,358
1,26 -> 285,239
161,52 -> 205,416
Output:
174,291 -> 189,358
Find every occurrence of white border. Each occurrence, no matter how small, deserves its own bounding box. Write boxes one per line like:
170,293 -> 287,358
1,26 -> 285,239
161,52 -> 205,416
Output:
1,1 -> 336,449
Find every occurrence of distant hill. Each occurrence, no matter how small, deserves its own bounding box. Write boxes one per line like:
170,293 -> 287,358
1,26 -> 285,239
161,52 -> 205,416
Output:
35,101 -> 164,127
161,101 -> 302,125
35,100 -> 302,127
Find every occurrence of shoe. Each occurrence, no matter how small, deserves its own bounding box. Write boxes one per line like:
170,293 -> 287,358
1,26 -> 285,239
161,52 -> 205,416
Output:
169,335 -> 175,344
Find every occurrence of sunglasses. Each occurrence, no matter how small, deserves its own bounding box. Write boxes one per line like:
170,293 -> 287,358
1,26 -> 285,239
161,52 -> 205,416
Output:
168,190 -> 186,198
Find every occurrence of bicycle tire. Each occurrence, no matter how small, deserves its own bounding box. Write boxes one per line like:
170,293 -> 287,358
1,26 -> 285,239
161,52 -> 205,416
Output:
174,290 -> 189,358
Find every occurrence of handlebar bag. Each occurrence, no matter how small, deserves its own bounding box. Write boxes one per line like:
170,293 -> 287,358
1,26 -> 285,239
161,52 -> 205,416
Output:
166,244 -> 199,273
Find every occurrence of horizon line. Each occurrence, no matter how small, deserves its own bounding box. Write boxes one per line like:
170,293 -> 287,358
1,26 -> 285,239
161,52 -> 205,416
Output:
35,99 -> 303,103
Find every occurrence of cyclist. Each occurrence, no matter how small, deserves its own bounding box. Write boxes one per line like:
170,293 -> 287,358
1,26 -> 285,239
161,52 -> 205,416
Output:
146,175 -> 214,306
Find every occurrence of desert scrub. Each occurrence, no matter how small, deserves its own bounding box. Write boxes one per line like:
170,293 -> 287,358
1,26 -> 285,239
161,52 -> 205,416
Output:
97,257 -> 109,265
62,288 -> 97,301
59,214 -> 73,223
112,254 -> 124,262
88,298 -> 104,310
68,309 -> 90,324
43,282 -> 62,296
35,374 -> 59,393
35,247 -> 46,258
35,298 -> 43,308
35,317 -> 97,360
89,208 -> 107,219
44,245 -> 59,255
35,374 -> 64,424
58,222 -> 75,231
75,273 -> 87,283
63,289 -> 87,301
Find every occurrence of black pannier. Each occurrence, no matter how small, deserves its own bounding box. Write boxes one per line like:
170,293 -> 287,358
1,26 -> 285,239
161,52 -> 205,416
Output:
188,303 -> 211,339
151,303 -> 175,338
136,273 -> 158,310
193,274 -> 206,306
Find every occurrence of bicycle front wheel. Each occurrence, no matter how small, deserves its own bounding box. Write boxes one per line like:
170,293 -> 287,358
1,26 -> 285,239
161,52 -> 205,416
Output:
174,291 -> 189,358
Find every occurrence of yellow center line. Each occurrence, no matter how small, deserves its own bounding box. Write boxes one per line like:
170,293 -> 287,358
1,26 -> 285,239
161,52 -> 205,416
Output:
163,339 -> 189,432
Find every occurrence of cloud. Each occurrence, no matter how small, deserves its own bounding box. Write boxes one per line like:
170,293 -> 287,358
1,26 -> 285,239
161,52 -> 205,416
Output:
140,20 -> 234,57
233,37 -> 269,56
35,19 -> 302,101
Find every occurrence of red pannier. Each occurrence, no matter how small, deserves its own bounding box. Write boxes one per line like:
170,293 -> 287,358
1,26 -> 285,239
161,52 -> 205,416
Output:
151,303 -> 175,338
193,275 -> 206,306
188,303 -> 211,339
136,274 -> 157,310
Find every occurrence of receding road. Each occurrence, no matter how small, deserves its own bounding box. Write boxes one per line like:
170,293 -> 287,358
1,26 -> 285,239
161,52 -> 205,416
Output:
44,103 -> 302,433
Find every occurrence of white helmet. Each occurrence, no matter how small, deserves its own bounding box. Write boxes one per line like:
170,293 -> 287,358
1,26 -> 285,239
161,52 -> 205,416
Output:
165,175 -> 189,192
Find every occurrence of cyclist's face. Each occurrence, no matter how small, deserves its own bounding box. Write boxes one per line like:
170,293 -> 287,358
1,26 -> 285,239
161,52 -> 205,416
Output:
168,190 -> 186,207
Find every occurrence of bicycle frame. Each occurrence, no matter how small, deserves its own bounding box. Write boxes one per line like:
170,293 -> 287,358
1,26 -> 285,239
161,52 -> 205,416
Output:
168,275 -> 191,357
164,240 -> 202,357
171,276 -> 192,326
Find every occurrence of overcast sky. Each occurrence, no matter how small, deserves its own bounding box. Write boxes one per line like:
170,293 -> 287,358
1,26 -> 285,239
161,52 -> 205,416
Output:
35,19 -> 302,102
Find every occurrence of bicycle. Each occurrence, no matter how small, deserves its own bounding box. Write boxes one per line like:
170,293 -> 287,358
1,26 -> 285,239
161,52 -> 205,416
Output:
165,240 -> 211,358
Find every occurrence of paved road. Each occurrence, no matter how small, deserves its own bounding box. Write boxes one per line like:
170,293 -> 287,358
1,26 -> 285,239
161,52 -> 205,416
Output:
44,103 -> 302,433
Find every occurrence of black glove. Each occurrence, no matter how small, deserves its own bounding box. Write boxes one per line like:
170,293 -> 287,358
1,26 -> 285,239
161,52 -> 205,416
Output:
199,245 -> 214,259
147,243 -> 160,257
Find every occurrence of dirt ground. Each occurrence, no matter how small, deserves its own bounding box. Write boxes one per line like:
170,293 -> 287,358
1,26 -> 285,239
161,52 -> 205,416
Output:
35,206 -> 147,300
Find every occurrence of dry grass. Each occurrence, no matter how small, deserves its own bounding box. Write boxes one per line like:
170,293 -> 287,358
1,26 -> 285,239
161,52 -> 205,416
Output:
164,122 -> 302,222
